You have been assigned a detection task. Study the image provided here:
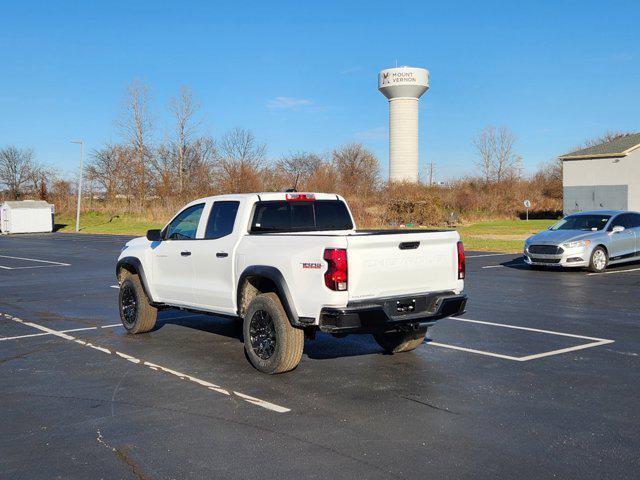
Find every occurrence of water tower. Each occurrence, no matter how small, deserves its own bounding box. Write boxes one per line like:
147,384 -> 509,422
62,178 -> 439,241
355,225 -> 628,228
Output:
378,66 -> 429,182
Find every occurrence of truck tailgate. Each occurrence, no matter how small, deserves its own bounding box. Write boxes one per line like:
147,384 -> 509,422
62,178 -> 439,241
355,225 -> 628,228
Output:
346,230 -> 460,301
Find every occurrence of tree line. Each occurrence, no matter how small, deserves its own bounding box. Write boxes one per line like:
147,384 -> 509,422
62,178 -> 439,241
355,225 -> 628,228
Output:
0,146 -> 52,200
2,78 -> 633,224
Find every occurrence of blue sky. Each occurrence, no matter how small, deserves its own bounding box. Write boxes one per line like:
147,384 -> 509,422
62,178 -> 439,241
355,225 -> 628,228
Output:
1,0 -> 638,181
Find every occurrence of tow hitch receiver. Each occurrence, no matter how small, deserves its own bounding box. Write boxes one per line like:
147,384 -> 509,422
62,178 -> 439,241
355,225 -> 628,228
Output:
396,299 -> 416,313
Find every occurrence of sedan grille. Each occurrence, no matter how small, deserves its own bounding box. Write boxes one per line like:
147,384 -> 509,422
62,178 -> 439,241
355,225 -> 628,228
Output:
528,244 -> 563,255
530,257 -> 561,264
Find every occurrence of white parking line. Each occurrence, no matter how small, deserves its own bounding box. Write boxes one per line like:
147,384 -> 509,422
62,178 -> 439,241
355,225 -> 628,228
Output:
1,312 -> 290,413
449,317 -> 607,340
466,253 -> 517,259
481,265 -> 505,269
0,254 -> 70,265
428,317 -> 614,361
0,313 -> 202,342
0,254 -> 70,270
587,267 -> 640,276
1,265 -> 70,270
0,323 -> 122,341
427,342 -> 521,360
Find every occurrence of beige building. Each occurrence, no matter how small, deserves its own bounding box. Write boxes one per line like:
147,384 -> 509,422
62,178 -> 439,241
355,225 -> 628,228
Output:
559,133 -> 640,214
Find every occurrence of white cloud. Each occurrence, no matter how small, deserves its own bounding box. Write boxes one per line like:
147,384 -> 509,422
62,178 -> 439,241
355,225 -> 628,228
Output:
267,96 -> 313,110
340,66 -> 363,75
354,126 -> 387,141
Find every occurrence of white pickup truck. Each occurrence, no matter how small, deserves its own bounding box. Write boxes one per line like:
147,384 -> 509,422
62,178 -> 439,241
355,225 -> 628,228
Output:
116,192 -> 467,373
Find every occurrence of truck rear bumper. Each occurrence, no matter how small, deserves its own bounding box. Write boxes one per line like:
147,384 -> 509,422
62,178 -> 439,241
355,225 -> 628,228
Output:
318,291 -> 467,334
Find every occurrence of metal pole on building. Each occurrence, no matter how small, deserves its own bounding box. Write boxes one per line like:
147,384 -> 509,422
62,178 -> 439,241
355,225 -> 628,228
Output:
71,140 -> 84,232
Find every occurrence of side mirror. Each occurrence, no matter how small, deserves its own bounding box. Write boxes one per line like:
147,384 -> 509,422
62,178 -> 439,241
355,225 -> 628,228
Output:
611,225 -> 625,234
146,229 -> 162,242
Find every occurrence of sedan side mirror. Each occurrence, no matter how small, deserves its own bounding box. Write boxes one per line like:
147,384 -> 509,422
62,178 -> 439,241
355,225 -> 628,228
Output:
146,229 -> 163,242
611,225 -> 625,234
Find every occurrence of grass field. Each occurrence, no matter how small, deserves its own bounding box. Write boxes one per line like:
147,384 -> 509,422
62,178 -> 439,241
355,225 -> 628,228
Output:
55,212 -> 556,252
456,219 -> 556,252
55,212 -> 165,236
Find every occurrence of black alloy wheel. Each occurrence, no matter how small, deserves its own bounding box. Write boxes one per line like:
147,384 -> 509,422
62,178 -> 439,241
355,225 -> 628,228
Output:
120,283 -> 138,328
249,310 -> 277,360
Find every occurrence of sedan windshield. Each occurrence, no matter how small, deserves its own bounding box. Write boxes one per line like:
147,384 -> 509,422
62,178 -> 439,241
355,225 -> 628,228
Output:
551,215 -> 611,231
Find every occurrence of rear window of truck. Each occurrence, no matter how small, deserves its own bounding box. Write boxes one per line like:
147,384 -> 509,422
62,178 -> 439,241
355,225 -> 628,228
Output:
251,200 -> 353,232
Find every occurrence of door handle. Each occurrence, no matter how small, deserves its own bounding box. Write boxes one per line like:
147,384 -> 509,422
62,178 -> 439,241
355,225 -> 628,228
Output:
216,252 -> 228,258
181,251 -> 191,257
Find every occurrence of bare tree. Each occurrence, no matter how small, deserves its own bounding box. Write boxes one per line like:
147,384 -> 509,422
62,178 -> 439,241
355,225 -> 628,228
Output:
219,127 -> 266,167
169,86 -> 200,193
473,129 -> 493,183
276,151 -> 324,189
87,144 -> 132,201
575,131 -> 634,150
473,126 -> 522,183
332,143 -> 380,195
216,128 -> 266,193
186,136 -> 218,195
532,158 -> 562,199
28,163 -> 56,200
153,135 -> 217,198
117,80 -> 154,207
0,146 -> 36,199
51,179 -> 73,211
492,127 -> 521,182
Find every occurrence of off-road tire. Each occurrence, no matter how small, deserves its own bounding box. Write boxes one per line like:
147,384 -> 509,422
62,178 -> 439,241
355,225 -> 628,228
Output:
588,246 -> 608,273
118,272 -> 158,334
373,328 -> 428,354
243,293 -> 304,374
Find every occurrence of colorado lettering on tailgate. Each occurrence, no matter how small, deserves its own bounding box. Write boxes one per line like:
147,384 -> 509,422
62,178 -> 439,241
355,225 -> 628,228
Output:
363,254 -> 447,270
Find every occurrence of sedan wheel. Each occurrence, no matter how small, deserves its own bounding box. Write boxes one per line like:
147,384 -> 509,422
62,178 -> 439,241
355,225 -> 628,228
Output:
588,247 -> 608,273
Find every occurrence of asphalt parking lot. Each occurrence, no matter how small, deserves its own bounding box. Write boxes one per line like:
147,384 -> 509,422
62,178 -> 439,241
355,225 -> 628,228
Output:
1,233 -> 639,479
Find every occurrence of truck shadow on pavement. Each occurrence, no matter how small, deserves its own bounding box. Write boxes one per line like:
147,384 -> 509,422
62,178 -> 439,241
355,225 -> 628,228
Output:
154,311 -> 385,360
303,333 -> 383,360
154,313 -> 243,342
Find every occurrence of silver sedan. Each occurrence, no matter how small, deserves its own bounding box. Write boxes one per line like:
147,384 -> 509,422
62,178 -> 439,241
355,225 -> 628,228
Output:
524,210 -> 640,273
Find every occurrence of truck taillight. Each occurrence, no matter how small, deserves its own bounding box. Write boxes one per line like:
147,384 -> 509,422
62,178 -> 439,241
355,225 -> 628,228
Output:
457,241 -> 465,279
324,248 -> 348,291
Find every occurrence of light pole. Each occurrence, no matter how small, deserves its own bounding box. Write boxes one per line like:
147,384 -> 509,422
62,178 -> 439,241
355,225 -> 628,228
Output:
71,140 -> 84,232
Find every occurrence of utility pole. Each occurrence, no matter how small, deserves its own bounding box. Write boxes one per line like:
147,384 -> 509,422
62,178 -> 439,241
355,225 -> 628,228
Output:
71,140 -> 84,232
428,160 -> 435,186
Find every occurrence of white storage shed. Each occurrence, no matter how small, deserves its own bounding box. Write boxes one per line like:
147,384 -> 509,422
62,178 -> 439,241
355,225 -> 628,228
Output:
0,200 -> 54,234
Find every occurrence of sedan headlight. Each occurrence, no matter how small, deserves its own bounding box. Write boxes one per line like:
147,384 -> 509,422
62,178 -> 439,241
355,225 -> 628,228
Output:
562,240 -> 590,249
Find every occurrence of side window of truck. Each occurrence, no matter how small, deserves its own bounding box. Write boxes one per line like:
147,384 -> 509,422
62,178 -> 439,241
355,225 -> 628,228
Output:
205,201 -> 240,239
164,204 -> 205,240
